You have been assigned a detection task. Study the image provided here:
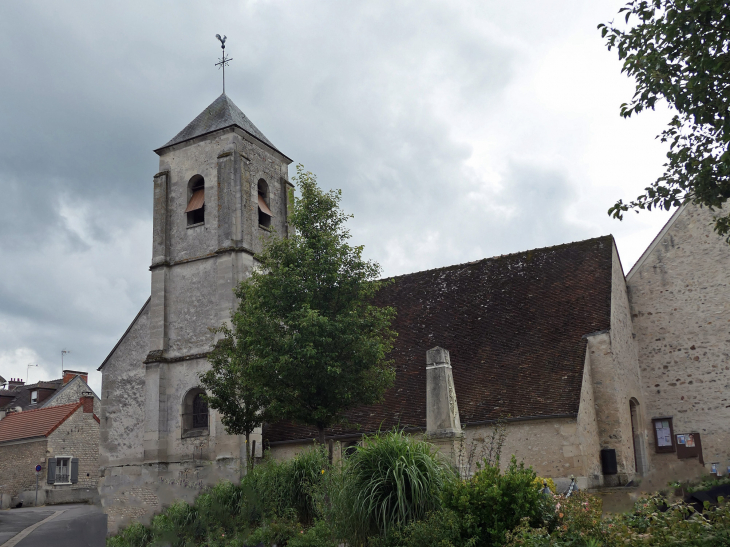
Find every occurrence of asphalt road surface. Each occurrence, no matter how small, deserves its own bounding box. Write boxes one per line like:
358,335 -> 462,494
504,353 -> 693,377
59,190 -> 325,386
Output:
0,504 -> 107,547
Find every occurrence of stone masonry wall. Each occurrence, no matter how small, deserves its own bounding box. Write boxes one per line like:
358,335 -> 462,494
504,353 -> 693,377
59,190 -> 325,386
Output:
47,406 -> 100,489
44,376 -> 101,415
0,439 -> 48,498
587,242 -> 647,484
576,349 -> 603,483
627,204 -> 730,474
100,301 -> 148,468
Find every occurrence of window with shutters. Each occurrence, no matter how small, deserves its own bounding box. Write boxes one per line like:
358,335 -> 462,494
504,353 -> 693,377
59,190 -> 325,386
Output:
57,457 -> 70,483
652,417 -> 675,453
47,456 -> 78,485
186,175 -> 205,226
30,390 -> 38,404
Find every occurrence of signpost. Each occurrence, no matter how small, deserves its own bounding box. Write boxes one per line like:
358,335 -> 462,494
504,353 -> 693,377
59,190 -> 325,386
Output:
35,464 -> 41,506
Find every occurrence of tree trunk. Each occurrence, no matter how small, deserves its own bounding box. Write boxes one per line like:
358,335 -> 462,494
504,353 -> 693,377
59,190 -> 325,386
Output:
245,431 -> 251,474
318,425 -> 326,445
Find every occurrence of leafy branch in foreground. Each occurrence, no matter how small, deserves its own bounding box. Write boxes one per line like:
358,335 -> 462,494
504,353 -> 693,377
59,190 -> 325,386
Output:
600,1 -> 730,240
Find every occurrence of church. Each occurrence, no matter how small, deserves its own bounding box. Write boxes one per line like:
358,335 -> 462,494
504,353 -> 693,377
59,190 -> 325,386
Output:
97,92 -> 730,532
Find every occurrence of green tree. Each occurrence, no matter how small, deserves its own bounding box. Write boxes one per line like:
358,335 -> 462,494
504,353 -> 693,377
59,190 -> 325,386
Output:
199,335 -> 266,472
217,166 -> 396,446
600,1 -> 730,240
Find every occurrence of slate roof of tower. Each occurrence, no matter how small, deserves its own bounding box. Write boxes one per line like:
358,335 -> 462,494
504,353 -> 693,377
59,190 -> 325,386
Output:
263,235 -> 615,444
0,402 -> 81,443
156,93 -> 288,158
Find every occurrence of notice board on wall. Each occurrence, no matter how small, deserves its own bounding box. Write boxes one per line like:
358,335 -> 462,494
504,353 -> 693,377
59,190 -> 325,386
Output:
676,432 -> 704,464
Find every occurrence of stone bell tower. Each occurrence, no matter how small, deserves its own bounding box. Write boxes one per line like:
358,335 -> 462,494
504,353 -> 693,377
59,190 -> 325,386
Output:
143,93 -> 293,463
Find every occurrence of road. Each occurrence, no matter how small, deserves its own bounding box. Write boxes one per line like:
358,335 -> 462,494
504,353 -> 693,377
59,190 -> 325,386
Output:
0,504 -> 106,547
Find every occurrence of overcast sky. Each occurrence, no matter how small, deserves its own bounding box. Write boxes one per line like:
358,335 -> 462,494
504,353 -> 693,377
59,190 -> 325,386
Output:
0,1 -> 675,396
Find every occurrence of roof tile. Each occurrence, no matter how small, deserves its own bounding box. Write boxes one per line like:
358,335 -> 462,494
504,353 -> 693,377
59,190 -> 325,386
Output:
0,403 -> 81,443
264,236 -> 614,444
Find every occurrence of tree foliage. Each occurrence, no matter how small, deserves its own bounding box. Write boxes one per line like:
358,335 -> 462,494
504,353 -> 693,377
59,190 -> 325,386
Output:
214,166 -> 396,444
600,1 -> 730,239
199,333 -> 266,471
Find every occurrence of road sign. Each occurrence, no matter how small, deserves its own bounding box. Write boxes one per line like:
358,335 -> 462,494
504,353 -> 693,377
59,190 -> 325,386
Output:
35,464 -> 42,472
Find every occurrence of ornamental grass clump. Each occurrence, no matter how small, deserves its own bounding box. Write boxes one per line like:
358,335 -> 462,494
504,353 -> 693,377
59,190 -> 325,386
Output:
341,429 -> 455,542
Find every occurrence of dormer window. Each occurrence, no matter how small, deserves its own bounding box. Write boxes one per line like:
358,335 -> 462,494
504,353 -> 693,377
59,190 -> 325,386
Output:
258,179 -> 272,229
186,175 -> 205,226
31,390 -> 38,404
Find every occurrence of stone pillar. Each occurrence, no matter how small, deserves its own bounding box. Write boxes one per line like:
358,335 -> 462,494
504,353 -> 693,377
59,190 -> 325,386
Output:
143,361 -> 168,463
217,151 -> 235,248
151,171 -> 169,266
426,347 -> 461,438
148,267 -> 168,355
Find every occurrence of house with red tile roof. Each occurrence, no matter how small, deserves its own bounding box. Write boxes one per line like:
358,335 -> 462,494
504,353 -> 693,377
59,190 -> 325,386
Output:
0,394 -> 99,508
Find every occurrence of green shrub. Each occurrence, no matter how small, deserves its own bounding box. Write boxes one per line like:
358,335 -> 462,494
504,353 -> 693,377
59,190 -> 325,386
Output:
369,509 -> 478,547
106,522 -> 151,547
245,515 -> 301,546
150,500 -> 200,546
442,456 -> 547,547
287,519 -> 339,547
507,492 -> 730,547
242,445 -> 328,524
340,429 -> 455,542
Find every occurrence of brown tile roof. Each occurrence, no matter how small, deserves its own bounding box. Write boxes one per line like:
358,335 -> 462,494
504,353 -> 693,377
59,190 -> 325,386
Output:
0,403 -> 81,443
264,236 -> 614,444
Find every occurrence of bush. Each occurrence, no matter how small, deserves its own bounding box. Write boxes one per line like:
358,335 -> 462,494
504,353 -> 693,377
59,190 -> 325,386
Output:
106,522 -> 151,547
287,519 -> 339,547
245,515 -> 302,546
243,445 -> 328,525
369,508 -> 478,547
150,500 -> 200,546
340,430 -> 455,542
507,492 -> 730,547
442,456 -> 548,547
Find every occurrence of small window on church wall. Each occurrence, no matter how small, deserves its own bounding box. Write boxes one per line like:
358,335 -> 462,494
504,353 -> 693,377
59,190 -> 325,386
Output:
182,387 -> 209,438
652,417 -> 675,453
258,179 -> 272,229
186,175 -> 205,226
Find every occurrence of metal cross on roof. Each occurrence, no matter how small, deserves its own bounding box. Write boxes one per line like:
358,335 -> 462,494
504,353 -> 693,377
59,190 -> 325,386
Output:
215,34 -> 233,94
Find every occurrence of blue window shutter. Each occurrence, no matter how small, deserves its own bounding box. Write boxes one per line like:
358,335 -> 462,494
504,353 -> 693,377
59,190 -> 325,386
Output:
70,458 -> 79,484
47,458 -> 56,484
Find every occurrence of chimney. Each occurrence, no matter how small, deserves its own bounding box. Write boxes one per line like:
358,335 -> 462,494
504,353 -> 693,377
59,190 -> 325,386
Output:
63,370 -> 88,385
80,393 -> 94,413
425,347 -> 462,438
8,378 -> 25,390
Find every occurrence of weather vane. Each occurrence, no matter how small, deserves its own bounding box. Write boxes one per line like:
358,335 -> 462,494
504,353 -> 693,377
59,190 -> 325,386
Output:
215,34 -> 233,94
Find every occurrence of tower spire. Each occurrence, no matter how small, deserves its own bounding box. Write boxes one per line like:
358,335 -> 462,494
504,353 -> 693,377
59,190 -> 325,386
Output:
215,34 -> 233,94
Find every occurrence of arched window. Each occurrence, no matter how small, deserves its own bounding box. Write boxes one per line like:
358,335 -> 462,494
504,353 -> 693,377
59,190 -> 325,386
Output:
185,175 -> 205,226
257,179 -> 272,229
182,387 -> 209,438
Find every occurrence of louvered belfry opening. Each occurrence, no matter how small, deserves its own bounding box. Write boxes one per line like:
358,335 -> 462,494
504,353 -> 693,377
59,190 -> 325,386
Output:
258,179 -> 272,228
186,175 -> 205,225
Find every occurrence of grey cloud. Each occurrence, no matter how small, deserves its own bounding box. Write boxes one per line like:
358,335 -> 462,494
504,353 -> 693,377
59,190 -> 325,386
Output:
0,0 -> 666,395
